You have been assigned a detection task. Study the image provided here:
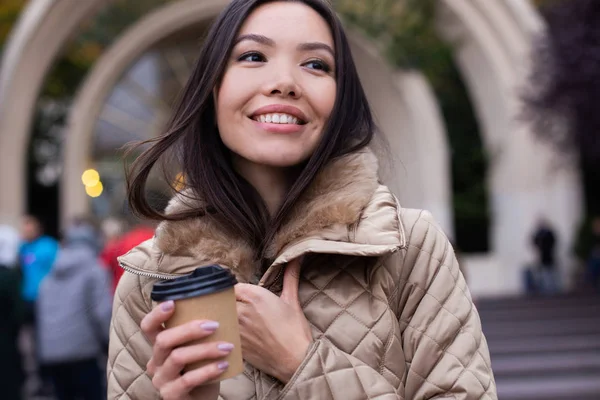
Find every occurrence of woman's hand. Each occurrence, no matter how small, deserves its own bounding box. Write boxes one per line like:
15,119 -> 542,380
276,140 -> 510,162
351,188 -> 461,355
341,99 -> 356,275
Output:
235,258 -> 313,383
140,301 -> 232,399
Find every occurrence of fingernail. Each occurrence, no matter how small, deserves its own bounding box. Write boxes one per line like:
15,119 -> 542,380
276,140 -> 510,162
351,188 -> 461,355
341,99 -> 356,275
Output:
161,301 -> 174,312
217,361 -> 229,370
200,321 -> 219,331
217,343 -> 234,352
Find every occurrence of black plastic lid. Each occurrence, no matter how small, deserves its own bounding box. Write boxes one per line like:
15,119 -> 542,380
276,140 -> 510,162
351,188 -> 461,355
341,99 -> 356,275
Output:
151,265 -> 238,302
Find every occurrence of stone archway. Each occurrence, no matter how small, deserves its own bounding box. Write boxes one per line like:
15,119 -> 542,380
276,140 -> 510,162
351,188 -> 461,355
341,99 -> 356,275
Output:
0,0 -> 104,225
436,0 -> 583,294
0,0 -> 580,295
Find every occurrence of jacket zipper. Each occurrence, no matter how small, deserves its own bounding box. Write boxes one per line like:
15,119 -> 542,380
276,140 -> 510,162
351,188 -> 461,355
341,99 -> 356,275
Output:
263,266 -> 285,290
118,262 -> 180,281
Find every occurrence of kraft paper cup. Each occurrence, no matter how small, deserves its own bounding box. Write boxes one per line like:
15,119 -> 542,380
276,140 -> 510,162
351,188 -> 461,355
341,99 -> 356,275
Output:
151,265 -> 243,382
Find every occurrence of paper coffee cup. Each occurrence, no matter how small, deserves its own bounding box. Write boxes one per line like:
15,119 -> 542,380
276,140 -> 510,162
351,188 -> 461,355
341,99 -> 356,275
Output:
151,265 -> 243,382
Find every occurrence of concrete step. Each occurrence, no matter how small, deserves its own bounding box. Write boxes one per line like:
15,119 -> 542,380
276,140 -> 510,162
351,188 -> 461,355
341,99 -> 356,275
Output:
476,294 -> 600,311
487,334 -> 600,356
478,303 -> 599,322
492,351 -> 600,378
497,373 -> 600,400
482,317 -> 600,339
482,294 -> 600,399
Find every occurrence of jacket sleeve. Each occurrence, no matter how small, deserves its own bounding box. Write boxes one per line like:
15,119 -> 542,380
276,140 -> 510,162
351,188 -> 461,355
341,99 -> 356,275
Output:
396,210 -> 496,399
278,210 -> 496,400
107,272 -> 161,400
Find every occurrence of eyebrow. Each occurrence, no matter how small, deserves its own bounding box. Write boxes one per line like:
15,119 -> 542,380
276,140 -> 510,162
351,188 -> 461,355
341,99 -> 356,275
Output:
234,34 -> 335,58
297,42 -> 335,58
234,34 -> 275,47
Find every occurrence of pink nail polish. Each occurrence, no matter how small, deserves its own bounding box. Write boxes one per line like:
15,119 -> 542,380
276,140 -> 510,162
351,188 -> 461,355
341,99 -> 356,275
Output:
218,361 -> 229,370
161,301 -> 174,312
200,321 -> 219,331
217,343 -> 234,352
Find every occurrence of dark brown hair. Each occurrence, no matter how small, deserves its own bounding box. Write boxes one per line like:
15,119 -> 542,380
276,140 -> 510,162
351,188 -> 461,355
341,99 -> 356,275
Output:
127,0 -> 376,262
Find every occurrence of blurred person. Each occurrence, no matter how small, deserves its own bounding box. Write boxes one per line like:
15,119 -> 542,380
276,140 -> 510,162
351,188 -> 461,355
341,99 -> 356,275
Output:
99,217 -> 125,294
532,217 -> 559,294
587,216 -> 600,291
0,225 -> 26,400
18,215 -> 59,396
19,215 -> 59,318
37,222 -> 112,400
108,1 -> 496,399
100,220 -> 154,294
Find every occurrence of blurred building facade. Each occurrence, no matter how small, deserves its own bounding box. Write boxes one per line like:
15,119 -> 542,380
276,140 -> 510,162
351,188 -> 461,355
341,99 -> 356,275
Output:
0,0 -> 583,297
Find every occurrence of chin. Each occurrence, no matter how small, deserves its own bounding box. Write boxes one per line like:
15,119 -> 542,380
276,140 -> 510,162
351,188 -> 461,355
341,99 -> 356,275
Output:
245,147 -> 313,168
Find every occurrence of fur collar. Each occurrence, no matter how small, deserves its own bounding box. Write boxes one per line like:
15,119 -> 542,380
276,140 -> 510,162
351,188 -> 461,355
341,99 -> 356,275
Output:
155,149 -> 381,281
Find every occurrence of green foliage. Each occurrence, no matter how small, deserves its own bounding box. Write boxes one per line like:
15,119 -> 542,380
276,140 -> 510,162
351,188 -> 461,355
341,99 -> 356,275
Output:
336,0 -> 490,251
0,0 -> 26,53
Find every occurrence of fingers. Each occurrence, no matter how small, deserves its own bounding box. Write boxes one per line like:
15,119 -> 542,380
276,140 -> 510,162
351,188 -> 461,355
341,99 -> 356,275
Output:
152,341 -> 234,389
281,258 -> 302,305
153,320 -> 220,368
141,300 -> 175,344
157,360 -> 229,400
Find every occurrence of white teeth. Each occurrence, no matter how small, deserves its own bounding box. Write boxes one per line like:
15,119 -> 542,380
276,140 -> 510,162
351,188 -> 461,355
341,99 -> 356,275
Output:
254,113 -> 301,124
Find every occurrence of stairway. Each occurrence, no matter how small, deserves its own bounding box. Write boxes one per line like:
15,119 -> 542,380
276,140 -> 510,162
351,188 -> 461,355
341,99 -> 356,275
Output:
478,294 -> 600,400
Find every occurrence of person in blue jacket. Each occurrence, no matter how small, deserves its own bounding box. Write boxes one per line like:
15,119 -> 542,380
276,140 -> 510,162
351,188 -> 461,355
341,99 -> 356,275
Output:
19,215 -> 59,314
18,215 -> 59,396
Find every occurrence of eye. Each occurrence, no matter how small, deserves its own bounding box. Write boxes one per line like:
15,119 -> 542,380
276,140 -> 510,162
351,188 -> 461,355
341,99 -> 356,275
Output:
303,59 -> 331,73
238,52 -> 266,63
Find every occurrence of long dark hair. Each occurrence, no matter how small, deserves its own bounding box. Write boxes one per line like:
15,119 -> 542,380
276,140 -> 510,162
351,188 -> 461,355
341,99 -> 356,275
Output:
127,0 -> 376,262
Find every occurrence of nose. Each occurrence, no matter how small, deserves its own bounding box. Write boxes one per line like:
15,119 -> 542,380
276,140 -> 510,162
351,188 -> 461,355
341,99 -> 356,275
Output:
265,70 -> 301,99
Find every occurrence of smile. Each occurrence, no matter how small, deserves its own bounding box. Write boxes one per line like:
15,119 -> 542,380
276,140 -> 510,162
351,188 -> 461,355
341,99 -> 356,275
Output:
252,113 -> 304,125
249,104 -> 308,126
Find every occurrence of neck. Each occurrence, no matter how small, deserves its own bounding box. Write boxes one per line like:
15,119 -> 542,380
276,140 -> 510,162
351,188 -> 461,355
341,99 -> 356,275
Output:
233,155 -> 291,216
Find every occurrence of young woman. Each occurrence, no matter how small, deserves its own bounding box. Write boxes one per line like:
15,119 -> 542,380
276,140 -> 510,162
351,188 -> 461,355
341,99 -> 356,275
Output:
107,1 -> 497,399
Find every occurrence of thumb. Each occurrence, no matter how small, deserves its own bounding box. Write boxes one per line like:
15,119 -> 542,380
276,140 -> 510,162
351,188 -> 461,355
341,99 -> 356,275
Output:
280,258 -> 302,306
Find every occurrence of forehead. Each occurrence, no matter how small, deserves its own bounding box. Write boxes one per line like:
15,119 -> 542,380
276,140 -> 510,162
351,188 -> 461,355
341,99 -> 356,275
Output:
238,2 -> 334,46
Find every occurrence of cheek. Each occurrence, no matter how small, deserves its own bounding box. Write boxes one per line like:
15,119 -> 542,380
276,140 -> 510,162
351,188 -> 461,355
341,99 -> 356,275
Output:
312,81 -> 336,124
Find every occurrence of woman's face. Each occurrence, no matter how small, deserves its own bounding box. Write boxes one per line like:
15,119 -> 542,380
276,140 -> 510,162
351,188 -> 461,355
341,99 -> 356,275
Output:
216,1 -> 336,168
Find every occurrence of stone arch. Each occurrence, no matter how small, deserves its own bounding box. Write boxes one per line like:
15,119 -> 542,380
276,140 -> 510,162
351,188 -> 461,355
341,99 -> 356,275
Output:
0,0 -> 104,225
0,0 -> 581,295
61,0 -> 231,225
436,0 -> 583,294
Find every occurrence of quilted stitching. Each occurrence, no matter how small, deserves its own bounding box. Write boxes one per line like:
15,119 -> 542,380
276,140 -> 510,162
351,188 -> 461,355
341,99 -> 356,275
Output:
107,209 -> 496,400
277,211 -> 495,400
396,212 -> 496,399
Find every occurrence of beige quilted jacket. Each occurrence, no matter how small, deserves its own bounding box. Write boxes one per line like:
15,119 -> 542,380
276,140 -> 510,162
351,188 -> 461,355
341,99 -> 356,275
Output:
108,150 -> 497,399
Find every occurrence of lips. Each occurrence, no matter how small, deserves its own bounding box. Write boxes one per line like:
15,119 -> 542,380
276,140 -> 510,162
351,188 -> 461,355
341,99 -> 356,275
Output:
249,104 -> 308,124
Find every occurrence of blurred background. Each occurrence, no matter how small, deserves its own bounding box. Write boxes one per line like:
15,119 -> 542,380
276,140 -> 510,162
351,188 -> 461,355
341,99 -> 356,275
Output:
0,0 -> 599,399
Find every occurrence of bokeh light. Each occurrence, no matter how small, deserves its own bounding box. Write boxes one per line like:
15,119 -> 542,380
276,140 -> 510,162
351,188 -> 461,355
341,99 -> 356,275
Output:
85,181 -> 104,198
81,169 -> 100,187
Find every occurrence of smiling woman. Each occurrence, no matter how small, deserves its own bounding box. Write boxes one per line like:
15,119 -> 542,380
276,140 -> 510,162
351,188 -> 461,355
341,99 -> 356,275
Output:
216,2 -> 337,212
108,1 -> 497,399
